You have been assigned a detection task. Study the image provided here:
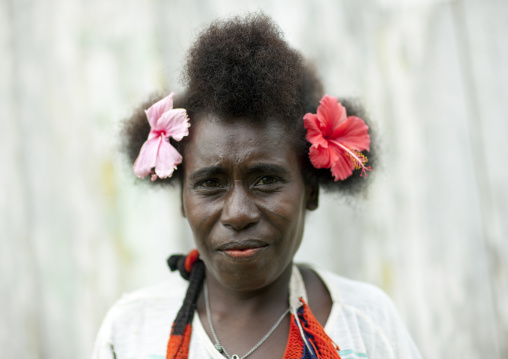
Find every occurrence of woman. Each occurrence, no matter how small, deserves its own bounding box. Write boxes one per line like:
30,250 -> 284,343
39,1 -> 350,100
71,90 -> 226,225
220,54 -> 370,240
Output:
92,14 -> 421,359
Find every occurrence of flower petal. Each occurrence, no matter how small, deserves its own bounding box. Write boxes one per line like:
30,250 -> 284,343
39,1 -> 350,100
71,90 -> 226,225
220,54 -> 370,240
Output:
156,109 -> 190,141
304,113 -> 328,148
309,145 -> 332,169
317,95 -> 347,136
145,92 -> 174,128
329,150 -> 355,181
154,140 -> 182,179
133,136 -> 161,178
332,115 -> 371,152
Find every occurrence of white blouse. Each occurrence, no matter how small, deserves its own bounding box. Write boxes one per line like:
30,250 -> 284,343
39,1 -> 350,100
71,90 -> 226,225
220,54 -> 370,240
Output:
91,266 -> 422,359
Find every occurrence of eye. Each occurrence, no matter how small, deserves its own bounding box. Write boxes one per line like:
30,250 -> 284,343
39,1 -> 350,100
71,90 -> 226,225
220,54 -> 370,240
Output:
197,179 -> 221,188
255,176 -> 280,186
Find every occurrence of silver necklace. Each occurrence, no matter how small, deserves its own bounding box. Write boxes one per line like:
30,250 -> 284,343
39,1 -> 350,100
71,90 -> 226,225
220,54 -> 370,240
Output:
204,282 -> 290,359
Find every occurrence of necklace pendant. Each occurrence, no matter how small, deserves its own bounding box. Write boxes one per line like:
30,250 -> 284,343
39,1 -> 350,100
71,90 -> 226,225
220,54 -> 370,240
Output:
231,355 -> 240,359
214,344 -> 223,353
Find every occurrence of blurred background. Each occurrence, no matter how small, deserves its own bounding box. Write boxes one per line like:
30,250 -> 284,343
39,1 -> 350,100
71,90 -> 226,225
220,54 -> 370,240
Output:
1,0 -> 507,357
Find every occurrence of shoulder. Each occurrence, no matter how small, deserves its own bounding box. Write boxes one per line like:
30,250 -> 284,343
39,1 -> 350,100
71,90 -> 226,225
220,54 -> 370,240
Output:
102,272 -> 189,330
313,268 -> 422,359
110,272 -> 188,312
91,272 -> 188,358
318,269 -> 395,311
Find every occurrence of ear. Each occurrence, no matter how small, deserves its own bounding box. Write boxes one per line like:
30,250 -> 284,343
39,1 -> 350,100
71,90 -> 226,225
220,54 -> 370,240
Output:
305,184 -> 319,211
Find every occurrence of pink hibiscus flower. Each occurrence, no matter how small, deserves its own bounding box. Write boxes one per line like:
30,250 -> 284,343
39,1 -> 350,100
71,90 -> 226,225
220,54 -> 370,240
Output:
133,92 -> 190,181
303,95 -> 371,181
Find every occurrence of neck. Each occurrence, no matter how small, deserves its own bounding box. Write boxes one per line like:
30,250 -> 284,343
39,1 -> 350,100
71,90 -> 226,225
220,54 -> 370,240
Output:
201,263 -> 292,317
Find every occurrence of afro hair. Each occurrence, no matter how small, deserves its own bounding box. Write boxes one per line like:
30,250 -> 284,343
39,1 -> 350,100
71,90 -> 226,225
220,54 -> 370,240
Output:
122,13 -> 376,194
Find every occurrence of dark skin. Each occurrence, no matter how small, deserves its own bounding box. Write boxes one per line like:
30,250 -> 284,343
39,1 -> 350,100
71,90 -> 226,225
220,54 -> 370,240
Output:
181,117 -> 332,358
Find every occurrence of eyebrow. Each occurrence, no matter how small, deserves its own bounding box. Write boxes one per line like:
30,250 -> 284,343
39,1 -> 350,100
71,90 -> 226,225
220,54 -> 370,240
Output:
189,166 -> 224,182
188,163 -> 289,182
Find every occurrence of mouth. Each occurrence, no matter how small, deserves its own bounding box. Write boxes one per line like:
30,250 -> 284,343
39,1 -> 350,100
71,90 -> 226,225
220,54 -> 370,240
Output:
217,240 -> 268,260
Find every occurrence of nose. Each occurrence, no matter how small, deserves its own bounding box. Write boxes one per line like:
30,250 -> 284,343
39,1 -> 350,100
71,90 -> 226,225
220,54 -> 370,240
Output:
220,181 -> 260,230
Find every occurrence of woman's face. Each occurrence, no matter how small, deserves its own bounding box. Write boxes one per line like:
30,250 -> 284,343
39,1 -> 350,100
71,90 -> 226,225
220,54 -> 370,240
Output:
182,117 -> 316,291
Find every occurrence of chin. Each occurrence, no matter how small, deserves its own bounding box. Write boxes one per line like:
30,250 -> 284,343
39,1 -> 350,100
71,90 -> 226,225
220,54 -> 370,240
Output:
208,253 -> 291,292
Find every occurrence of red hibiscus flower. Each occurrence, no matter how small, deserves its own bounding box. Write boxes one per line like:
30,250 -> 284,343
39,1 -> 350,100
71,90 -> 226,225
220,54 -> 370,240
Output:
303,95 -> 372,181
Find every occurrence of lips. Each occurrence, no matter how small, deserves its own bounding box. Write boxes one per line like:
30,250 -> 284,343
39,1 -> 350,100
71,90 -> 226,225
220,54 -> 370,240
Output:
217,240 -> 268,260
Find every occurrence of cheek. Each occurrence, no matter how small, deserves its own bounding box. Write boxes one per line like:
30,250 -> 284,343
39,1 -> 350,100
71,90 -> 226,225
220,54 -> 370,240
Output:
285,188 -> 308,246
263,189 -> 307,240
183,191 -> 220,242
274,185 -> 307,219
182,190 -> 203,235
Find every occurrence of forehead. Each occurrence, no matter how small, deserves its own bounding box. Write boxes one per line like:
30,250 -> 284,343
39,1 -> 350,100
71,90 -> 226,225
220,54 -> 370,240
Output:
182,118 -> 298,172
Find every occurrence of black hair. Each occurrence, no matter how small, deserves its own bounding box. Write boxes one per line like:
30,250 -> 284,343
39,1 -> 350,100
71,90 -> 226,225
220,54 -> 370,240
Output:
122,13 -> 376,194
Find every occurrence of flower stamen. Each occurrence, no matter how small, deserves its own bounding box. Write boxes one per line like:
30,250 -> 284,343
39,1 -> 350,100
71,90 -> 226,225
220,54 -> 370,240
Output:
331,140 -> 372,177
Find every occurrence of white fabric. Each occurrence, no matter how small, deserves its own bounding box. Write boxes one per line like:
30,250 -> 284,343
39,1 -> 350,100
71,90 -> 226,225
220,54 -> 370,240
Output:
289,265 -> 308,313
91,267 -> 422,359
